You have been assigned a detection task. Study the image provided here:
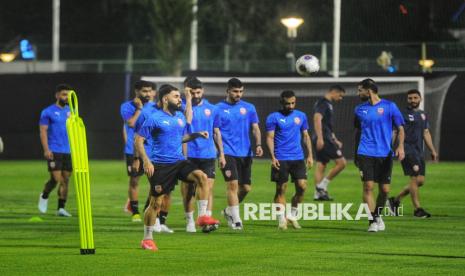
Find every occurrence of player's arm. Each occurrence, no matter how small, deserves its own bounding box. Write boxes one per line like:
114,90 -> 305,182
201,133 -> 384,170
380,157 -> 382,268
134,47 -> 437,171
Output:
252,123 -> 263,156
353,114 -> 361,167
125,98 -> 143,128
135,134 -> 154,177
213,127 -> 226,168
313,113 -> 324,150
183,87 -> 193,124
302,130 -> 314,169
395,126 -> 405,161
266,130 -> 279,169
182,131 -> 209,143
423,129 -> 438,161
39,125 -> 53,160
122,124 -> 127,144
182,143 -> 188,157
332,132 -> 343,148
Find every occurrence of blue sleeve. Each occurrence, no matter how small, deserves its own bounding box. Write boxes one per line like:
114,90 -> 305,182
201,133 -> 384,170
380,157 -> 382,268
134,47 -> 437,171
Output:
424,113 -> 430,129
39,110 -> 50,126
213,107 -> 220,129
391,103 -> 404,127
120,103 -> 134,122
249,105 -> 259,124
354,107 -> 361,129
301,114 -> 309,131
265,114 -> 276,132
137,118 -> 156,140
134,112 -> 146,132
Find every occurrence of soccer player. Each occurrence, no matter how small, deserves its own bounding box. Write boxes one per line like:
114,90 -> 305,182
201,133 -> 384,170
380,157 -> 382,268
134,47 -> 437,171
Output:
181,77 -> 226,233
37,84 -> 73,217
217,78 -> 263,230
135,84 -> 219,251
388,89 -> 438,218
120,80 -> 154,222
312,85 -> 347,201
266,90 -> 313,230
354,79 -> 405,232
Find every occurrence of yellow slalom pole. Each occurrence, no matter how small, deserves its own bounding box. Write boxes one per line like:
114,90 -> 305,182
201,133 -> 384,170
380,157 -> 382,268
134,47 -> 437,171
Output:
66,91 -> 95,255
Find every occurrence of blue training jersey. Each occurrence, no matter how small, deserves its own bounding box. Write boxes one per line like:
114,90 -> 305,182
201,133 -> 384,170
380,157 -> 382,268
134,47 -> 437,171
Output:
266,110 -> 308,161
216,100 -> 259,157
187,99 -> 220,159
137,109 -> 187,164
120,100 -> 153,155
354,99 -> 404,157
135,102 -> 160,157
39,104 -> 71,154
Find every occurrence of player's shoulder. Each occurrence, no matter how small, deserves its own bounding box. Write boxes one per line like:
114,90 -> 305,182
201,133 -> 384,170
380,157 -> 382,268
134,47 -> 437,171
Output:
121,100 -> 134,109
355,101 -> 369,111
293,109 -> 307,117
239,100 -> 256,110
41,104 -> 57,114
266,111 -> 279,120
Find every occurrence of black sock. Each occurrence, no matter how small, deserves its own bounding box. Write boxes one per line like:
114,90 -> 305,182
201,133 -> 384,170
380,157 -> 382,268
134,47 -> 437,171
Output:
369,212 -> 377,224
42,191 -> 50,199
130,201 -> 139,214
58,199 -> 66,209
159,211 -> 168,225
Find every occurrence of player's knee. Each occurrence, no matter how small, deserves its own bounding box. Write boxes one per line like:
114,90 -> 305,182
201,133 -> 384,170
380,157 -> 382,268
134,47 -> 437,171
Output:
381,186 -> 390,194
337,158 -> 347,169
129,177 -> 139,187
242,184 -> 252,194
297,182 -> 307,194
193,171 -> 208,186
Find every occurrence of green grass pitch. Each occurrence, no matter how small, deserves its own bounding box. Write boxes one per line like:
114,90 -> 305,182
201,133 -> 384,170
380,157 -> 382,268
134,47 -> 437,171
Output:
1,160 -> 464,275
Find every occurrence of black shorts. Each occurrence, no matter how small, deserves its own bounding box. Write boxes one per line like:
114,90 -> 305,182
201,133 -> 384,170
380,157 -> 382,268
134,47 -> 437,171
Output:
221,155 -> 252,185
271,160 -> 307,185
125,154 -> 144,177
314,140 -> 344,164
47,153 -> 72,172
357,155 -> 393,184
401,154 -> 426,177
188,158 -> 216,179
148,160 -> 198,196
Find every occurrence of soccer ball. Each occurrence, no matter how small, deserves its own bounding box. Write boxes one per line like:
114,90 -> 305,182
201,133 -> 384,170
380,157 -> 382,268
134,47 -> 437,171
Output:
295,54 -> 320,76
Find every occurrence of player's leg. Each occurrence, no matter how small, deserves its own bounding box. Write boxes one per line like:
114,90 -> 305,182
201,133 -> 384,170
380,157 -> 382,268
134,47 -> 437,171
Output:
325,157 -> 346,182
141,195 -> 163,251
55,170 -> 72,217
38,173 -> 58,213
288,160 -> 307,229
359,155 -> 379,232
181,181 -> 196,232
128,175 -> 141,215
412,174 -> 430,218
271,161 -> 289,229
373,156 -> 393,231
238,157 -> 253,203
158,192 -> 174,233
316,143 -> 345,200
314,161 -> 326,200
221,155 -> 241,228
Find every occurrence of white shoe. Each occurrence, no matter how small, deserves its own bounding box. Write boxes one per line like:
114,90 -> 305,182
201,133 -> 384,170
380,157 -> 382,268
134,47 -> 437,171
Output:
231,221 -> 243,230
160,224 -> 174,233
222,208 -> 234,228
287,216 -> 302,229
368,221 -> 378,232
57,208 -> 72,217
38,193 -> 48,213
375,216 -> 385,231
186,222 -> 196,233
153,218 -> 161,232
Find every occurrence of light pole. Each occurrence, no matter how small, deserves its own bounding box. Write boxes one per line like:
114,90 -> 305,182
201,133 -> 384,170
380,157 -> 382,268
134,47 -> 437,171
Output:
281,17 -> 304,72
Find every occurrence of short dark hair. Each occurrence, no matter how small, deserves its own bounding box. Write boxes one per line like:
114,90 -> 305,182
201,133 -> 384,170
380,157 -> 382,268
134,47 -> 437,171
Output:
186,77 -> 202,89
407,89 -> 421,97
227,78 -> 243,89
158,84 -> 178,102
280,90 -> 295,100
55,84 -> 72,93
134,80 -> 156,90
329,85 -> 345,93
358,78 -> 378,93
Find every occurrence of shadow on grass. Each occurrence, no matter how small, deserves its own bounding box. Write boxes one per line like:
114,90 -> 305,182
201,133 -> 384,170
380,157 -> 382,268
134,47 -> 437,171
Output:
322,250 -> 465,259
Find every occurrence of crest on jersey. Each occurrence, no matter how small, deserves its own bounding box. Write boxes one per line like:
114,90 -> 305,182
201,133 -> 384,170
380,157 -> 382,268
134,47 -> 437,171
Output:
177,118 -> 184,127
240,107 -> 247,115
408,114 -> 414,121
204,108 -> 211,116
294,117 -> 301,125
421,113 -> 426,120
225,170 -> 232,178
377,107 -> 384,115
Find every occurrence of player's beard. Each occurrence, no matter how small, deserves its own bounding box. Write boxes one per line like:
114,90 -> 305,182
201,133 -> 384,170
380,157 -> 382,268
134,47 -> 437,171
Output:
280,108 -> 294,115
58,99 -> 68,107
139,95 -> 150,104
409,102 -> 420,109
192,97 -> 202,106
359,95 -> 369,102
168,101 -> 182,112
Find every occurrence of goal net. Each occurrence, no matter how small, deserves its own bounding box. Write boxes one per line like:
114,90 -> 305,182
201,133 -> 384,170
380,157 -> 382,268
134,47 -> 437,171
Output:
141,76 -> 455,159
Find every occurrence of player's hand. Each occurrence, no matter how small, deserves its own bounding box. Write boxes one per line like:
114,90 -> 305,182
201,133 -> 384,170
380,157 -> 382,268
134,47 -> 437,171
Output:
431,151 -> 438,162
199,131 -> 209,139
306,156 -> 314,169
132,158 -> 140,172
271,157 -> 280,170
396,146 -> 405,161
218,154 -> 226,169
184,87 -> 192,102
256,145 -> 263,157
316,138 -> 324,151
335,139 -> 343,149
133,97 -> 143,109
144,160 -> 155,177
44,150 -> 54,160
